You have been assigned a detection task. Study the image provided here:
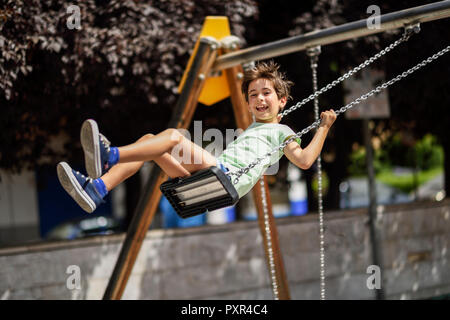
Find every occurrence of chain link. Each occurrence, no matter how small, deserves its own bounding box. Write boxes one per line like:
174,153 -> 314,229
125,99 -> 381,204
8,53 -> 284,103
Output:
308,46 -> 326,301
227,44 -> 450,184
258,178 -> 279,300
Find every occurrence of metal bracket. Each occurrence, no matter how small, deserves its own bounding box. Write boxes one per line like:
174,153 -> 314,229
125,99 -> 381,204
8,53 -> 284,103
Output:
242,61 -> 256,71
404,23 -> 421,35
306,45 -> 322,57
220,35 -> 242,50
199,36 -> 221,51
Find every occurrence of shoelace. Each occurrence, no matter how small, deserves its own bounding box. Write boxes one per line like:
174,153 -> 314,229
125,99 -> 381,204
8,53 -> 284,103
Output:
99,133 -> 111,153
75,170 -> 105,202
75,171 -> 93,188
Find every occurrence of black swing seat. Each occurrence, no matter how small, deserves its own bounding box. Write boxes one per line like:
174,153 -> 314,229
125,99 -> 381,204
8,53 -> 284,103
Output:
160,166 -> 239,219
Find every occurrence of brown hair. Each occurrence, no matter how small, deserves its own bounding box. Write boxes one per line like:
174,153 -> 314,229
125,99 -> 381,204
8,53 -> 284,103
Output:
241,61 -> 294,103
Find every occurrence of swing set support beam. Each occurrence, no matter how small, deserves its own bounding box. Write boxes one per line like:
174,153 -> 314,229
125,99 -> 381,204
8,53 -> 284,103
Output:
212,0 -> 450,72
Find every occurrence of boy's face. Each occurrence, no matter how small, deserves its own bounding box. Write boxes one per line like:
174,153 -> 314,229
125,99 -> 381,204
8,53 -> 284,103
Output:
247,78 -> 287,124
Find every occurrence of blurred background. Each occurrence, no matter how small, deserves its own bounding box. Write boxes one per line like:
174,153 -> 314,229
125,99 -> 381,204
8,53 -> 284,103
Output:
0,0 -> 449,300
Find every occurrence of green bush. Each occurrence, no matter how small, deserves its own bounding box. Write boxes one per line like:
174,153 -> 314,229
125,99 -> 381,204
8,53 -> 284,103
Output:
413,134 -> 444,170
347,146 -> 388,176
348,133 -> 443,176
311,171 -> 329,198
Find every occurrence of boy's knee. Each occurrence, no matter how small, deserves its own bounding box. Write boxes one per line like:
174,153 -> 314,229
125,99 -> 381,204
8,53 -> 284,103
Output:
143,133 -> 155,139
137,133 -> 154,142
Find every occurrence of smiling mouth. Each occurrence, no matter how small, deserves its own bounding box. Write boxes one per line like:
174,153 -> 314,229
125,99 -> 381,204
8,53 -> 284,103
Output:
256,106 -> 269,112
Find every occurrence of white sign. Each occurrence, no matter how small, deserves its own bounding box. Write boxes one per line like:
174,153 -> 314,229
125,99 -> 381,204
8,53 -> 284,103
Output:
67,5 -> 81,30
367,5 -> 381,30
343,68 -> 390,119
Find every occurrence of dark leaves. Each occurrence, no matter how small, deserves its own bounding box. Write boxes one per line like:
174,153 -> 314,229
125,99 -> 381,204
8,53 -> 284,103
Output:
1,0 -> 258,171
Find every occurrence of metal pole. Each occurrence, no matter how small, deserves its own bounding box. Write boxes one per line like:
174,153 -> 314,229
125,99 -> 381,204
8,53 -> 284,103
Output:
212,0 -> 450,71
363,119 -> 385,300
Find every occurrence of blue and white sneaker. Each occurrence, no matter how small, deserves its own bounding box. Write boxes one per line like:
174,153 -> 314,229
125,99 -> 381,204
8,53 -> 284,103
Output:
57,162 -> 104,213
80,119 -> 112,179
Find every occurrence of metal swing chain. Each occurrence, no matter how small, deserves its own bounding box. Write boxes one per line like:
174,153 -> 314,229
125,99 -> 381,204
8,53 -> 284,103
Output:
259,178 -> 279,300
227,44 -> 450,184
307,46 -> 326,301
278,27 -> 416,121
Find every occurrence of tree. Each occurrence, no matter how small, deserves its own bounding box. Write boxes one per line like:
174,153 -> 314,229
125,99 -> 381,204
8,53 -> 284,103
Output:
0,0 -> 258,169
0,0 -> 258,224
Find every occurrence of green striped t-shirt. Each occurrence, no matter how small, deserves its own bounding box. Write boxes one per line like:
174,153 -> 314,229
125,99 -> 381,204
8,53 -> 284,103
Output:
217,122 -> 299,198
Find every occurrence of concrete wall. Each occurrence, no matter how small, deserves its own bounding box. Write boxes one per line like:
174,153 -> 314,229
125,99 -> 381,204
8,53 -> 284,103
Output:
0,199 -> 449,300
0,170 -> 41,245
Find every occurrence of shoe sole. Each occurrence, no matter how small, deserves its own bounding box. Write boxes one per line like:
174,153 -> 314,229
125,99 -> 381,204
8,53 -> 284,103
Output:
81,119 -> 101,179
57,162 -> 96,213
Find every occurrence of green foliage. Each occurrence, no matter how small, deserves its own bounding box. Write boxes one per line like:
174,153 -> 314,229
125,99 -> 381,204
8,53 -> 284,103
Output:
347,132 -> 444,194
311,170 -> 329,198
377,167 -> 442,194
348,134 -> 444,193
347,146 -> 387,176
348,147 -> 366,176
0,0 -> 258,171
383,133 -> 444,170
348,134 -> 444,177
413,134 -> 444,170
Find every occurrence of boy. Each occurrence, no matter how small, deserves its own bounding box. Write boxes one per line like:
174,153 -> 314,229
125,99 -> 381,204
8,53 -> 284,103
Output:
57,61 -> 336,213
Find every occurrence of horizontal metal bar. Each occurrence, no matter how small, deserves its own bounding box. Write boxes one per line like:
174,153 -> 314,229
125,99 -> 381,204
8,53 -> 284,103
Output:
213,0 -> 450,71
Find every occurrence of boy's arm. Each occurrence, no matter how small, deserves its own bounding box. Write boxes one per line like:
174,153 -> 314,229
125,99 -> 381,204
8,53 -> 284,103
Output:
283,110 -> 336,170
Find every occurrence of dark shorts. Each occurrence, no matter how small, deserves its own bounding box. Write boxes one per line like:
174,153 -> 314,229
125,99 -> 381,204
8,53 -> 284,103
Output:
217,160 -> 230,175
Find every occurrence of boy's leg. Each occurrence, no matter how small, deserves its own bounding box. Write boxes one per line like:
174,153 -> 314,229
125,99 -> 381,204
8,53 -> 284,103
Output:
100,131 -> 218,191
81,119 -> 112,179
81,121 -> 200,179
117,129 -> 216,173
61,126 -> 217,212
81,119 -> 216,182
99,132 -> 198,191
100,152 -> 191,191
171,131 -> 218,173
57,151 -> 189,213
57,162 -> 105,213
